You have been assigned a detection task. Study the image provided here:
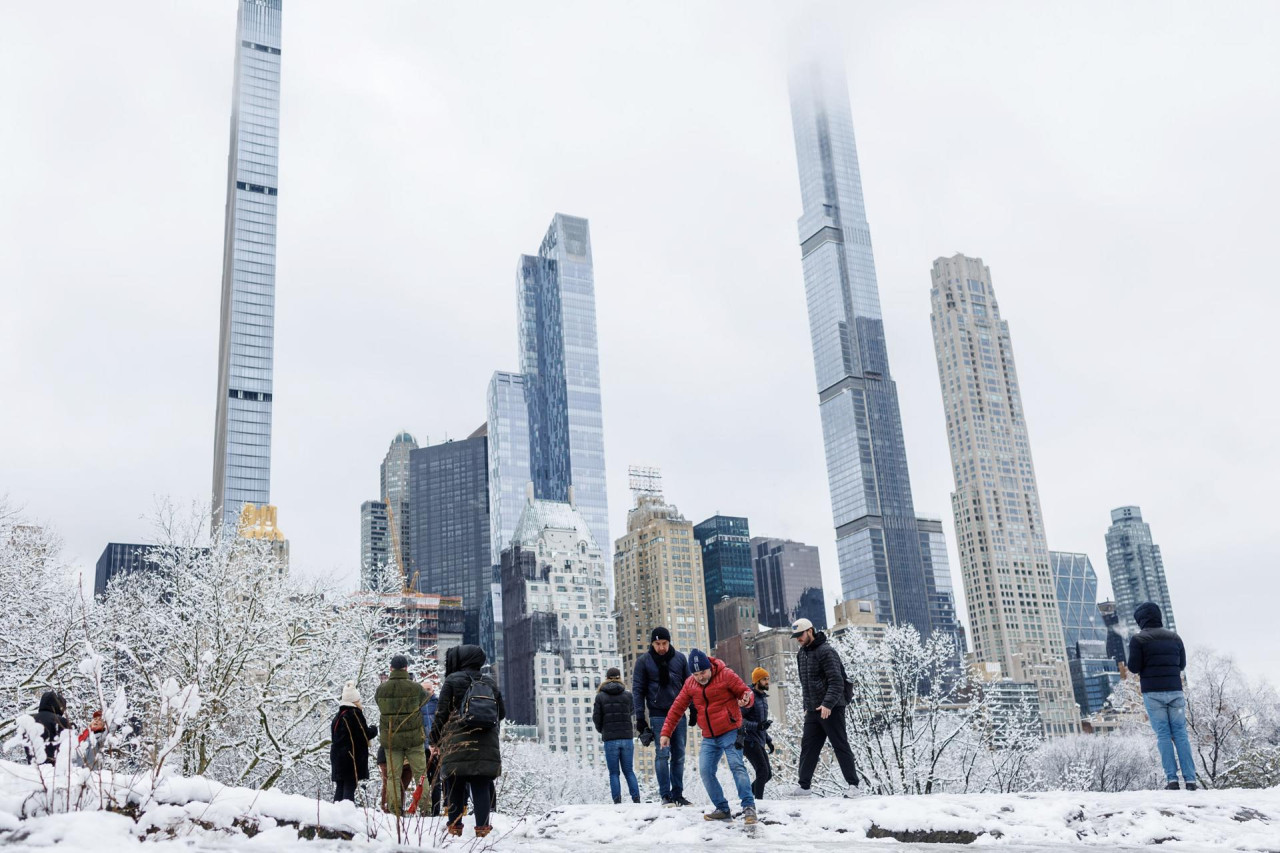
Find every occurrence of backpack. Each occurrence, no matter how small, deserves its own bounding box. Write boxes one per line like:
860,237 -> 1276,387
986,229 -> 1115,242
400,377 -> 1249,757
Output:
457,674 -> 500,731
840,656 -> 854,704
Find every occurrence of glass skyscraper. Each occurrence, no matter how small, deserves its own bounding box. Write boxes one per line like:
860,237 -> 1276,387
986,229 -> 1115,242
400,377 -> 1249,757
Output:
693,515 -> 754,646
1105,506 -> 1176,631
380,431 -> 418,571
917,517 -> 963,658
212,0 -> 283,531
517,214 -> 610,558
787,60 -> 949,641
486,371 -> 531,567
360,500 -> 391,591
751,536 -> 826,631
1050,551 -> 1119,716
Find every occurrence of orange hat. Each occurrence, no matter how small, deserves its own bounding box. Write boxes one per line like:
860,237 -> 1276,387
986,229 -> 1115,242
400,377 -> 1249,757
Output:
751,667 -> 769,684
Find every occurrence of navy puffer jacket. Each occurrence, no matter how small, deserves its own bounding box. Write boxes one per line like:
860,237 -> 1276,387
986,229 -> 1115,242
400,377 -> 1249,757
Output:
740,685 -> 771,748
1127,602 -> 1185,693
632,647 -> 690,721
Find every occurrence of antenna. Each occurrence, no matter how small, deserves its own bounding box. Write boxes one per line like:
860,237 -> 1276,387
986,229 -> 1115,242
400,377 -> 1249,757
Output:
628,465 -> 663,499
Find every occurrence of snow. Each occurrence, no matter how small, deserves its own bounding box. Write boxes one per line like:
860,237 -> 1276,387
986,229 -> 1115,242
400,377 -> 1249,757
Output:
0,759 -> 1276,852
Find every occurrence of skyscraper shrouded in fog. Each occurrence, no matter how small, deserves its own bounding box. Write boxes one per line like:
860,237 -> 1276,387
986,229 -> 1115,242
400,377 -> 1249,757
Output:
1105,506 -> 1176,631
928,253 -> 1079,735
786,58 -> 958,646
212,0 -> 283,531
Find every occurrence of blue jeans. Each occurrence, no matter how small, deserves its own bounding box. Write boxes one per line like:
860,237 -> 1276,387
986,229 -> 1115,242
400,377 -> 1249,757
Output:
698,730 -> 755,813
1143,691 -> 1197,783
604,738 -> 640,802
651,714 -> 686,799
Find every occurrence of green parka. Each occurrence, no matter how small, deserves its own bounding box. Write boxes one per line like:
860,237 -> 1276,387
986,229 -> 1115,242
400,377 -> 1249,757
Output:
375,669 -> 428,750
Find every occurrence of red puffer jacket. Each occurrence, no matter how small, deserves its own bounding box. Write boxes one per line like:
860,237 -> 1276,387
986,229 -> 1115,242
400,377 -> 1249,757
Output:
660,658 -> 753,740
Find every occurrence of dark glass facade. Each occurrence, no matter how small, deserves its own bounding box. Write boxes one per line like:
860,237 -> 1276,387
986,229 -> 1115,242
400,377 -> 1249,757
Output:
751,536 -> 827,630
94,543 -> 155,598
694,515 -> 754,646
1051,551 -> 1119,715
408,435 -> 490,644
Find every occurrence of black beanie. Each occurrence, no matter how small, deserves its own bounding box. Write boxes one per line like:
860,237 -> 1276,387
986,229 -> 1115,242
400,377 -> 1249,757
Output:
651,627 -> 671,643
390,654 -> 409,670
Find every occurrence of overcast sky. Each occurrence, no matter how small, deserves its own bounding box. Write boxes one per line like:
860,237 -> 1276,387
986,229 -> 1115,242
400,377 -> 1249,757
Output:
2,2 -> 1277,683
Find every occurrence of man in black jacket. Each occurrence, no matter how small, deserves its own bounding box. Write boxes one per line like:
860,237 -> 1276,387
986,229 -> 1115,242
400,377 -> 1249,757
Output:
632,627 -> 692,806
1128,602 -> 1198,790
594,667 -> 641,804
740,667 -> 774,799
789,618 -> 861,798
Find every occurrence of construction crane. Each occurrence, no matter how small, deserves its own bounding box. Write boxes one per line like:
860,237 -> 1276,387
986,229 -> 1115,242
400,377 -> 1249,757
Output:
384,501 -> 418,594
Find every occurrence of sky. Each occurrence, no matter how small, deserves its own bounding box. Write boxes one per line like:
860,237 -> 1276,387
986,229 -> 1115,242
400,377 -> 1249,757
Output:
2,2 -> 1277,684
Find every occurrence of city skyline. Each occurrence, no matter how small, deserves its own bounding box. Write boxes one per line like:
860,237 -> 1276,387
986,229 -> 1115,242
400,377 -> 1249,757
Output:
3,2 -> 1277,685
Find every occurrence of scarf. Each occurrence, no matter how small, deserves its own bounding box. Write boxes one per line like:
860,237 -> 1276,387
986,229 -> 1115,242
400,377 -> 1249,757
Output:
649,645 -> 676,687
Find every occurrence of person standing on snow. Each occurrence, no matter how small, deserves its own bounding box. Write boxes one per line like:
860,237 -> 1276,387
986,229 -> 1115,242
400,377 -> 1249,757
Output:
420,677 -> 442,816
32,691 -> 72,765
375,655 -> 430,815
430,644 -> 504,839
593,666 -> 641,804
660,649 -> 757,824
330,681 -> 378,802
1128,601 -> 1198,790
790,618 -> 862,798
740,667 -> 775,799
633,626 -> 692,806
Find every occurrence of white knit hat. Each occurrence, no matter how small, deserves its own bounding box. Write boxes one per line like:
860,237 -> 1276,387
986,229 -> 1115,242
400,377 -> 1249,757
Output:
340,680 -> 362,708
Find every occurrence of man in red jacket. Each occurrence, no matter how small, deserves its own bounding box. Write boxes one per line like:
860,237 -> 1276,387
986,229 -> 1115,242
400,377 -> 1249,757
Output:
660,649 -> 757,823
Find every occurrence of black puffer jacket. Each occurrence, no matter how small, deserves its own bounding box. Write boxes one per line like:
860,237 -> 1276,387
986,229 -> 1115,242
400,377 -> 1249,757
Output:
33,691 -> 72,764
431,645 -> 504,779
592,678 -> 634,741
632,647 -> 690,721
1127,602 -> 1185,693
797,632 -> 847,711
740,685 -> 771,748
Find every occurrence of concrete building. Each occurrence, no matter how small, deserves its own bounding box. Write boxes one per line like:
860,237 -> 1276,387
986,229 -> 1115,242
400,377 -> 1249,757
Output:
360,500 -> 391,591
751,537 -> 826,630
929,253 -> 1079,735
711,596 -> 759,683
694,515 -> 754,646
1105,506 -> 1176,631
831,598 -> 887,645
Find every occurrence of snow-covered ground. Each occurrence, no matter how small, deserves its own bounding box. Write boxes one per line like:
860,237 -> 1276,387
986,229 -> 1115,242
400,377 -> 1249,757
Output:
1,760 -> 1276,852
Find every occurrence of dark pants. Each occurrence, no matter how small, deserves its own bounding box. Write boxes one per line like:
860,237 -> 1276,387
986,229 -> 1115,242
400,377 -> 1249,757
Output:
446,773 -> 494,828
334,777 -> 357,802
425,751 -> 443,816
743,741 -> 772,799
797,706 -> 858,788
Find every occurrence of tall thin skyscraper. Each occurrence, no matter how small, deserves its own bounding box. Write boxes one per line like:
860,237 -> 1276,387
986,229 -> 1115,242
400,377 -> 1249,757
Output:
518,214 -> 610,557
380,432 -> 418,571
787,59 -> 944,640
360,500 -> 391,591
486,371 -> 531,567
212,0 -> 283,531
929,253 -> 1079,735
1105,506 -> 1176,630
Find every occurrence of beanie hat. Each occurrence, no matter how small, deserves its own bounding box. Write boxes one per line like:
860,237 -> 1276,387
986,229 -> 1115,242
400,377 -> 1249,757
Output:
751,667 -> 769,684
390,654 -> 409,671
340,680 -> 362,708
606,667 -> 621,679
650,626 -> 671,644
688,648 -> 711,673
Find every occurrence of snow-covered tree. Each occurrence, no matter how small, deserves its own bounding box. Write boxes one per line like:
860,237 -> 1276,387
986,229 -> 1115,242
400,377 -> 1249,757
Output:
1185,648 -> 1279,788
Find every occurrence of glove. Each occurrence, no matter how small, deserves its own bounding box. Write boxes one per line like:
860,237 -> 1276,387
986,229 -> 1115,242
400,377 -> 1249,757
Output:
640,729 -> 655,747
636,718 -> 649,736
761,719 -> 772,732
688,707 -> 697,727
766,736 -> 775,755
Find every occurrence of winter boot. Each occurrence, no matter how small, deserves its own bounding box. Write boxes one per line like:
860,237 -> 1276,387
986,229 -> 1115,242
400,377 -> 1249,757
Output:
1185,782 -> 1198,791
632,796 -> 641,803
742,807 -> 758,825
661,796 -> 675,808
475,826 -> 492,838
704,808 -> 733,821
613,797 -> 622,804
446,822 -> 464,837
1165,781 -> 1181,790
672,794 -> 693,807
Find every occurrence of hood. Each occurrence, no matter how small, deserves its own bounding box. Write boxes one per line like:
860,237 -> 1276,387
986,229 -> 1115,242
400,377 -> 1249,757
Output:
38,690 -> 65,715
599,678 -> 625,695
446,644 -> 486,675
804,631 -> 828,651
1134,602 -> 1164,629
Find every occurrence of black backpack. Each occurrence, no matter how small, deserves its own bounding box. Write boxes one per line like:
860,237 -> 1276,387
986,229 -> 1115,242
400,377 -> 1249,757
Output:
457,674 -> 500,731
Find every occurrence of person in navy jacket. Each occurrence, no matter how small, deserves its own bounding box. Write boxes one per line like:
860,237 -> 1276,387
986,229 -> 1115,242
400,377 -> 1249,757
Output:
1127,602 -> 1197,790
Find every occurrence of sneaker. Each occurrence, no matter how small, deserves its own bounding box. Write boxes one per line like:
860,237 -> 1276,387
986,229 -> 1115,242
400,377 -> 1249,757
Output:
843,784 -> 864,799
742,807 -> 758,825
788,786 -> 814,797
661,796 -> 676,808
475,825 -> 492,838
632,796 -> 641,804
613,797 -> 622,804
1165,781 -> 1181,790
704,809 -> 732,821
672,795 -> 693,807
1186,782 -> 1198,791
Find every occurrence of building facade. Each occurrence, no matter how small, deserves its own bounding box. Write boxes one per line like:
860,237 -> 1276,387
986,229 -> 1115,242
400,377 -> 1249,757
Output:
380,432 -> 418,572
360,500 -> 391,591
486,371 -> 531,568
212,0 -> 283,531
752,537 -> 826,630
1097,600 -> 1126,664
500,492 -> 619,767
408,434 -> 490,643
917,517 -> 964,658
693,515 -> 754,646
1105,506 -> 1176,631
1050,551 -> 1119,716
95,543 -> 155,598
517,214 -> 610,558
928,253 -> 1079,735
787,59 -> 943,641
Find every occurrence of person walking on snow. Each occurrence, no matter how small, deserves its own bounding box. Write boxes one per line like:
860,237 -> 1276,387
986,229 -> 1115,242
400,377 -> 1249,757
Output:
789,618 -> 862,798
1128,601 -> 1198,790
593,666 -> 641,804
633,626 -> 692,806
740,667 -> 774,799
375,655 -> 430,815
330,681 -> 378,802
660,649 -> 757,824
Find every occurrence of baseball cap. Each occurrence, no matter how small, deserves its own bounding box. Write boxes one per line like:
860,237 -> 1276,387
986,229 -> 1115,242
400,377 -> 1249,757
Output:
789,618 -> 814,638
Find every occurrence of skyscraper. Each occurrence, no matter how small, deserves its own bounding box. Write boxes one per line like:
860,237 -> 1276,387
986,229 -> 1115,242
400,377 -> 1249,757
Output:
380,432 -> 418,572
486,371 -> 531,567
518,214 -> 610,556
1050,551 -> 1120,716
360,500 -> 391,591
212,0 -> 283,531
787,59 -> 941,639
693,515 -> 754,646
917,517 -> 964,658
751,537 -> 826,630
1105,506 -> 1176,631
929,253 -> 1079,735
408,433 -> 490,644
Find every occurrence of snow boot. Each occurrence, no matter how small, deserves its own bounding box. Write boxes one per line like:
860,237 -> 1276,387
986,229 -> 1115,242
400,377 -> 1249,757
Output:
1165,781 -> 1181,790
742,807 -> 758,825
704,809 -> 733,821
446,823 -> 463,837
475,826 -> 492,838
632,796 -> 641,803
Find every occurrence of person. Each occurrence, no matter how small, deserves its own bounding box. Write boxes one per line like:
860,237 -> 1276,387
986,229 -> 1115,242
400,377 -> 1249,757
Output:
789,618 -> 861,798
330,681 -> 378,803
633,626 -> 692,806
593,666 -> 641,804
420,678 -> 442,816
375,655 -> 430,815
1128,601 -> 1197,791
78,709 -> 108,769
740,667 -> 774,799
660,649 -> 757,824
431,645 -> 505,838
32,691 -> 72,765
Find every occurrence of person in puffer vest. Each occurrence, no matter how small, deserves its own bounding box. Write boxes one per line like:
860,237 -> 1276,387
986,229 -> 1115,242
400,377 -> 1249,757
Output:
1128,602 -> 1198,790
593,667 -> 640,804
660,650 -> 757,824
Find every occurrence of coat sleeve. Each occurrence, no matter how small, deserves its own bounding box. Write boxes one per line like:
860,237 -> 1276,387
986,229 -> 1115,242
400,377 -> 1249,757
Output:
1178,637 -> 1186,671
632,659 -> 648,722
728,668 -> 753,708
592,694 -> 604,733
819,647 -> 845,709
430,679 -> 455,747
497,683 -> 506,722
1127,635 -> 1143,675
660,681 -> 692,739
